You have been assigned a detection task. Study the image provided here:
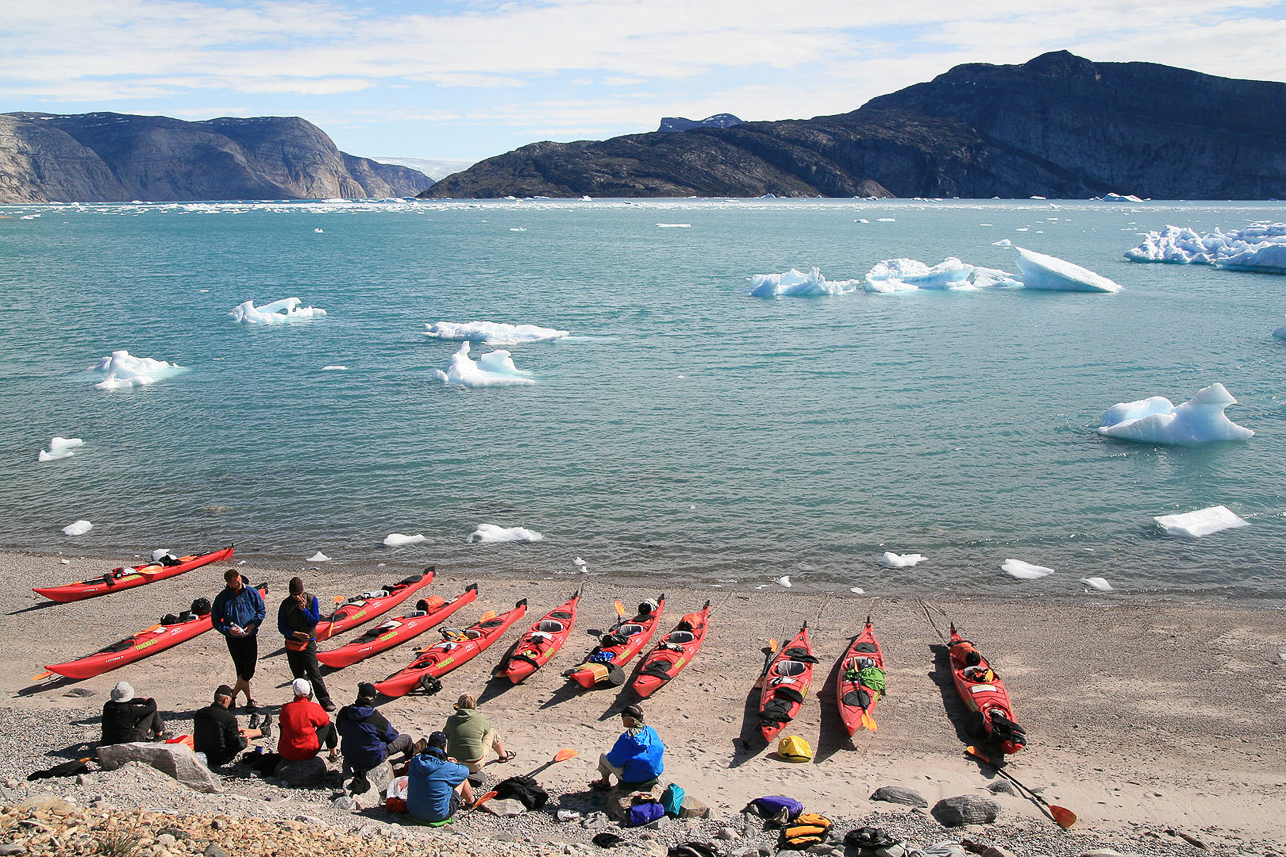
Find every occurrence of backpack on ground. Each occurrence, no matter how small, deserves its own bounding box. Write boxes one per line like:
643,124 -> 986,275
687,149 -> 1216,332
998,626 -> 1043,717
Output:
668,844 -> 720,857
743,795 -> 803,825
626,798 -> 666,827
780,812 -> 831,850
777,734 -> 813,763
493,774 -> 548,810
844,826 -> 906,857
660,783 -> 686,816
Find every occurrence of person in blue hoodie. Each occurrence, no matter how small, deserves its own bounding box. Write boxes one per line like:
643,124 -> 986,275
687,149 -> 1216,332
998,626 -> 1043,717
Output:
407,731 -> 473,823
590,703 -> 665,790
211,570 -> 266,711
277,576 -> 334,711
336,682 -> 415,777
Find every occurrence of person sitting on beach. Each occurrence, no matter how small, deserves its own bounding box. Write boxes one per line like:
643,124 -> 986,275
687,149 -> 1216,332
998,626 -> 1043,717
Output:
278,678 -> 339,763
193,685 -> 270,768
336,682 -> 415,778
100,681 -> 166,745
589,703 -> 664,791
407,731 -> 473,824
443,693 -> 515,773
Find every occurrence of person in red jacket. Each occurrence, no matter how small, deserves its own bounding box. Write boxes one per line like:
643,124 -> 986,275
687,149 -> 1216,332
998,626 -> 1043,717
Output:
278,678 -> 338,763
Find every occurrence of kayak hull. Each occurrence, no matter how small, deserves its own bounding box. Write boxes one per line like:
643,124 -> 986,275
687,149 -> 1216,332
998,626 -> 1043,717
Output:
315,568 -> 434,641
498,592 -> 579,684
630,602 -> 710,698
564,595 -> 665,689
375,600 -> 528,698
948,628 -> 1026,755
836,621 -> 885,738
33,546 -> 234,603
759,624 -> 813,743
317,585 -> 477,669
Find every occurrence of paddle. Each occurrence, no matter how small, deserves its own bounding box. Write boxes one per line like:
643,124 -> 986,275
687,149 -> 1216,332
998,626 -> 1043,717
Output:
965,746 -> 1076,828
753,638 -> 779,689
468,748 -> 578,813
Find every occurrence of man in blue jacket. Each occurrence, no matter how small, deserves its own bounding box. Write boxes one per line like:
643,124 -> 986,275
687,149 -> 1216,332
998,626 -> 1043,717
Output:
407,731 -> 473,823
211,570 -> 265,711
336,682 -> 415,779
277,576 -> 334,711
590,703 -> 665,790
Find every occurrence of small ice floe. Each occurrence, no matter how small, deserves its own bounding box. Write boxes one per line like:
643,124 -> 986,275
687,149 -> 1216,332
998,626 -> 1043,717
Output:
229,297 -> 327,324
383,533 -> 426,547
776,576 -> 792,588
468,524 -> 544,544
1154,505 -> 1249,538
1002,559 -> 1054,579
849,586 -> 865,594
573,556 -> 588,568
62,520 -> 93,536
580,196 -> 592,201
307,551 -> 330,562
657,223 -> 690,228
1125,223 -> 1286,274
1013,247 -> 1121,292
876,217 -> 896,222
59,558 -> 70,564
314,228 -> 324,233
864,258 -> 974,293
434,343 -> 535,388
747,267 -> 859,297
321,365 -> 347,371
1080,577 -> 1115,591
879,551 -> 925,568
1096,193 -> 1143,203
1096,383 -> 1253,445
38,436 -> 84,462
510,227 -> 527,232
90,350 -> 184,389
424,321 -> 568,345
1275,324 -> 1286,340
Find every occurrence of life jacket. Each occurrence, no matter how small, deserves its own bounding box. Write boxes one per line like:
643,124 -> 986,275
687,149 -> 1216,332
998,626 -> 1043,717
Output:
780,812 -> 831,849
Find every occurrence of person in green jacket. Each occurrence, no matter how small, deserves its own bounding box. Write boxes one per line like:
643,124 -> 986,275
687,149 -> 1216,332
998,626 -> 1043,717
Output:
442,694 -> 516,773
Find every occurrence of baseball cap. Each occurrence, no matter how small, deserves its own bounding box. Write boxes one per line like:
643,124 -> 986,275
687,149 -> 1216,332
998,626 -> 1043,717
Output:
291,678 -> 312,697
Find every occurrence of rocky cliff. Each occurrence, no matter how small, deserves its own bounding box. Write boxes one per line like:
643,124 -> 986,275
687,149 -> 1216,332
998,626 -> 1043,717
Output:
0,113 -> 433,203
423,52 -> 1286,200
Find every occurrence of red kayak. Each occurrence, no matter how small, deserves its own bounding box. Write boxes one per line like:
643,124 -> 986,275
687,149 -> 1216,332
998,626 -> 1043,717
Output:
43,585 -> 265,680
758,622 -> 817,743
630,601 -> 711,698
948,624 -> 1027,755
836,617 -> 886,737
315,567 -> 435,641
496,590 -> 579,684
317,584 -> 478,669
33,546 -> 234,603
564,594 -> 665,689
374,599 -> 528,698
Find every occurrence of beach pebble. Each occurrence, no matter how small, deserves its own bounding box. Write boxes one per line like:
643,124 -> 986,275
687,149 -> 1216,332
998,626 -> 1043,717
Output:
716,827 -> 740,839
985,780 -> 1016,795
202,845 -> 228,857
870,785 -> 928,807
0,844 -> 24,856
932,795 -> 1001,826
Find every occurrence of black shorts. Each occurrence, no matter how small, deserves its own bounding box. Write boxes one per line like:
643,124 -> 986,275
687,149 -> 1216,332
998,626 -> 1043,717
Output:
226,634 -> 258,681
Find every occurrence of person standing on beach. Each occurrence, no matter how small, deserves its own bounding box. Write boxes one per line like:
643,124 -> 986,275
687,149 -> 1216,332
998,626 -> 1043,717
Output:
277,576 -> 334,711
211,569 -> 265,710
100,681 -> 166,745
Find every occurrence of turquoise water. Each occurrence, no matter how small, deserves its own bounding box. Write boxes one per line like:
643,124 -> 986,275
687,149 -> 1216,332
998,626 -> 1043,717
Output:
2,199 -> 1284,601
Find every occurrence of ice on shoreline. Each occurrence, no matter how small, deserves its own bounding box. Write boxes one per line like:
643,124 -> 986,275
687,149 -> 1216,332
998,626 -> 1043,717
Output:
38,436 -> 83,462
468,524 -> 544,544
62,519 -> 93,536
879,552 -> 925,568
229,297 -> 327,324
747,267 -> 859,297
307,551 -> 330,562
90,350 -> 184,389
424,321 -> 568,345
1014,247 -> 1122,292
1003,559 -> 1054,579
434,342 -> 536,388
776,576 -> 792,588
864,258 -> 974,293
1154,505 -> 1249,537
1080,577 -> 1115,591
1096,383 -> 1253,445
1125,223 -> 1286,274
383,533 -> 426,547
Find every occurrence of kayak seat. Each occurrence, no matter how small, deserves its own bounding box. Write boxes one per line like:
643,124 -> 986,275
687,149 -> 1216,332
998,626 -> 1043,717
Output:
619,623 -> 645,636
666,631 -> 696,645
537,620 -> 565,633
776,660 -> 809,677
853,643 -> 878,653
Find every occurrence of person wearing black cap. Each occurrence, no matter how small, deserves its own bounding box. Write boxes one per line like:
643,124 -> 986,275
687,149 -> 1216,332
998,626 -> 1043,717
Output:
407,730 -> 473,824
336,682 -> 415,775
277,576 -> 334,712
589,704 -> 665,790
193,684 -> 270,768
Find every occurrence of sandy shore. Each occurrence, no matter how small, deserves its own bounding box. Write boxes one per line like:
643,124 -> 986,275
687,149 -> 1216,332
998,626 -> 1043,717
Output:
3,548 -> 1284,855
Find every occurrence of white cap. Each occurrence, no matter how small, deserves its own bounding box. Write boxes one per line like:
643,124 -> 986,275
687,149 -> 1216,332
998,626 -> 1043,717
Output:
291,678 -> 312,698
111,681 -> 135,702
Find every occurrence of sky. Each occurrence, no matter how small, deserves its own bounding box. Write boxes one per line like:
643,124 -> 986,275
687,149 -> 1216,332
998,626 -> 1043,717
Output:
2,0 -> 1285,164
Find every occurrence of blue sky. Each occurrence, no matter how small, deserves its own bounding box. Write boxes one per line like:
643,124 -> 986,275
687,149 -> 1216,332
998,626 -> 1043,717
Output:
2,0 -> 1285,163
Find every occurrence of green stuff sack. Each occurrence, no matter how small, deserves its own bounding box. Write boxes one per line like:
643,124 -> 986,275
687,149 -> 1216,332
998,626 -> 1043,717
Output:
777,734 -> 813,763
781,812 -> 831,849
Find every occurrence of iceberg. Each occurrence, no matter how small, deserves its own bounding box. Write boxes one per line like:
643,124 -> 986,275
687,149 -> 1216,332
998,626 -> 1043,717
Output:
1154,505 -> 1249,538
747,267 -> 859,297
90,350 -> 185,390
1014,247 -> 1121,292
424,321 -> 568,345
1096,383 -> 1253,445
776,576 -> 792,588
1096,193 -> 1143,202
62,519 -> 93,536
38,436 -> 84,462
307,551 -> 330,562
1002,559 -> 1054,579
229,297 -> 327,324
1080,577 -> 1115,591
879,551 -> 925,568
864,258 -> 974,293
383,533 -> 426,547
433,342 -> 536,388
468,524 -> 544,544
1125,223 -> 1286,274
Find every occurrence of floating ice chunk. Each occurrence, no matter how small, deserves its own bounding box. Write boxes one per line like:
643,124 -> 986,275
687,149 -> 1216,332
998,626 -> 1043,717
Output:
1096,383 -> 1253,445
1276,325 -> 1286,340
747,267 -> 859,297
972,266 -> 1022,288
90,350 -> 184,389
38,436 -> 84,461
307,551 -> 330,562
879,551 -> 925,568
1002,559 -> 1054,579
321,365 -> 347,371
864,258 -> 974,293
434,342 -> 536,388
510,227 -> 527,232
424,321 -> 568,345
1080,577 -> 1115,591
383,533 -> 426,546
314,228 -> 324,233
876,217 -> 896,222
776,576 -> 792,588
1154,505 -> 1249,537
849,586 -> 865,594
992,239 -> 1013,248
657,223 -> 690,228
1125,223 -> 1286,274
468,524 -> 544,544
229,297 -> 327,324
573,556 -> 587,566
62,519 -> 93,536
1096,193 -> 1143,202
1014,247 -> 1121,292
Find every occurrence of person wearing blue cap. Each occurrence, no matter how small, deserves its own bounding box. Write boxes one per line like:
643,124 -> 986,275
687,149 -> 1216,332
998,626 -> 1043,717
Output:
407,730 -> 473,823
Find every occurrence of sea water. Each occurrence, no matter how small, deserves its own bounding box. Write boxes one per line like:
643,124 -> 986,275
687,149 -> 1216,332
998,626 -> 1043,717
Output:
1,198 -> 1284,602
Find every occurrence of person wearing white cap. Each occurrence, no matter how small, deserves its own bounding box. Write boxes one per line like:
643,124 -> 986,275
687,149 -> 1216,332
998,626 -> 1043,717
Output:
278,678 -> 339,763
100,681 -> 165,746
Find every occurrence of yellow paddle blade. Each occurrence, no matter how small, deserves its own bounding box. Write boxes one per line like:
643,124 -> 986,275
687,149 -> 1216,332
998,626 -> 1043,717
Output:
479,610 -> 496,622
613,600 -> 626,617
862,710 -> 878,732
553,748 -> 577,762
31,671 -> 53,682
769,638 -> 778,653
333,596 -> 345,603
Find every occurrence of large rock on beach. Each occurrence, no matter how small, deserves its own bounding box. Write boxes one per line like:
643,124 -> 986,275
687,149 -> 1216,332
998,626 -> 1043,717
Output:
96,742 -> 219,793
870,785 -> 929,807
273,756 -> 328,787
931,795 -> 1001,826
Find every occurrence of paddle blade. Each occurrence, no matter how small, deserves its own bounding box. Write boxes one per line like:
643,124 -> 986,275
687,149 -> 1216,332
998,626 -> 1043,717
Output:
1051,805 -> 1077,828
553,748 -> 577,762
862,711 -> 878,733
613,600 -> 625,617
468,790 -> 498,812
333,596 -> 345,603
31,671 -> 53,682
480,610 -> 496,622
